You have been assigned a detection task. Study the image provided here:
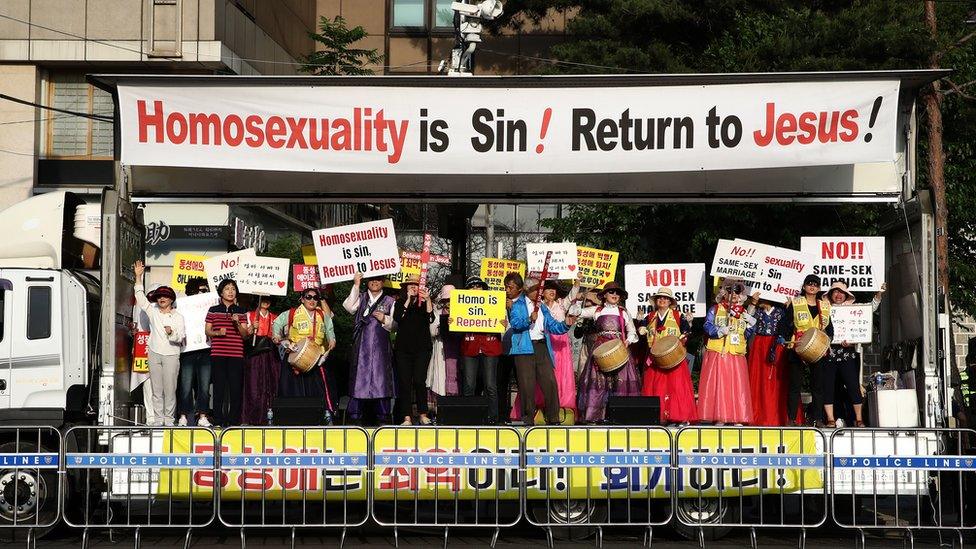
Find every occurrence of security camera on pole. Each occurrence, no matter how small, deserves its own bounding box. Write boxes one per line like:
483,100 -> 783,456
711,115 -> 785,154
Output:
446,0 -> 503,75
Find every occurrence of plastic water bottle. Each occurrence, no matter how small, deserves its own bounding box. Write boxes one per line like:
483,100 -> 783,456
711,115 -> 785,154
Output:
266,407 -> 274,425
873,373 -> 884,390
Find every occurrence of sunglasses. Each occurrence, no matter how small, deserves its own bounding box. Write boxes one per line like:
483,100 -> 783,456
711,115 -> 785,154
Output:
805,282 -> 821,287
302,294 -> 319,301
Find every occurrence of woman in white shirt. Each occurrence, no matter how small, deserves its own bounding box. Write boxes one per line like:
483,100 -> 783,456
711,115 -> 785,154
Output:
133,261 -> 186,426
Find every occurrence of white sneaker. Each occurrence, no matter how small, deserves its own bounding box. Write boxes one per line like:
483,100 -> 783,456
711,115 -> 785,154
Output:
197,415 -> 212,427
177,415 -> 189,427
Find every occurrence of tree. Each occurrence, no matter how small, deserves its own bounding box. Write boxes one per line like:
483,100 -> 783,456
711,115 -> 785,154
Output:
300,16 -> 382,76
508,0 -> 976,316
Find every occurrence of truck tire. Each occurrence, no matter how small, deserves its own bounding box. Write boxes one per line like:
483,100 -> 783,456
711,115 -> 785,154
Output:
529,499 -> 608,540
0,440 -> 59,540
672,497 -> 734,541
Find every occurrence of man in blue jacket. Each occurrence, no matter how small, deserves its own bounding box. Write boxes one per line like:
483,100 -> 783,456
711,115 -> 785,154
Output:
507,273 -> 573,424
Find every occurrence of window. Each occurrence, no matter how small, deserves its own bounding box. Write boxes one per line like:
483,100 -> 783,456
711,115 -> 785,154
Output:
45,73 -> 114,159
27,287 -> 52,340
391,0 -> 456,30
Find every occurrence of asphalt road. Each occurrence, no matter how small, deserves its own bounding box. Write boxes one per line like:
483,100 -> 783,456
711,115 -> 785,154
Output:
19,523 -> 971,549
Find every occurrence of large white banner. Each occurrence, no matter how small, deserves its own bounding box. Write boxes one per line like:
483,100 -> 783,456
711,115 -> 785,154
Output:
710,239 -> 817,303
118,81 -> 899,174
625,263 -> 707,318
526,242 -> 578,280
800,236 -> 885,291
177,292 -> 220,352
312,219 -> 400,284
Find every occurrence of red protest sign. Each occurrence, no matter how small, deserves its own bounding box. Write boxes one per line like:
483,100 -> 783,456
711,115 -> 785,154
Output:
292,264 -> 321,292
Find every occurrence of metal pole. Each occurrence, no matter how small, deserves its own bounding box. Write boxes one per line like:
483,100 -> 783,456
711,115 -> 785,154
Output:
485,204 -> 495,261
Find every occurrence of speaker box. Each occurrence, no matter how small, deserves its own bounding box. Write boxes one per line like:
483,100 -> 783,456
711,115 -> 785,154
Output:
272,397 -> 325,426
606,396 -> 661,426
436,396 -> 490,425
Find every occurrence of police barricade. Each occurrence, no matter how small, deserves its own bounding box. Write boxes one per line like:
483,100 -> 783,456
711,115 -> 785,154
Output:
830,428 -> 976,549
370,426 -> 522,548
216,426 -> 370,549
0,426 -> 62,548
61,426 -> 217,549
674,427 -> 827,548
522,425 -> 673,549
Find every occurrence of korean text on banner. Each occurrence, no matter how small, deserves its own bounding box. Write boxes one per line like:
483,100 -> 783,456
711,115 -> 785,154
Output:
448,290 -> 506,333
527,242 -> 578,280
178,292 -> 220,352
830,304 -> 874,344
292,264 -> 320,292
577,246 -> 619,289
236,256 -> 290,296
625,263 -> 707,318
171,253 -> 207,294
132,331 -> 150,373
386,253 -> 422,289
202,248 -> 256,288
119,81 -> 899,175
800,236 -> 885,291
313,219 -> 400,284
480,258 -> 526,291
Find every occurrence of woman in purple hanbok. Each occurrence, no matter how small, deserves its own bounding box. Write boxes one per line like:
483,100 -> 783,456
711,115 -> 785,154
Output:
342,272 -> 396,424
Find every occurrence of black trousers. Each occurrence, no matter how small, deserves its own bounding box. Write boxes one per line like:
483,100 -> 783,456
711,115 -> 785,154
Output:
514,341 -> 560,424
394,345 -> 433,419
211,355 -> 244,426
496,355 -> 516,420
787,354 -> 823,424
822,355 -> 864,406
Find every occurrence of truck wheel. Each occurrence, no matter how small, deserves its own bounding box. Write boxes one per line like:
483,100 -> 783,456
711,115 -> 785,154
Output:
529,500 -> 608,540
672,497 -> 734,541
0,441 -> 59,540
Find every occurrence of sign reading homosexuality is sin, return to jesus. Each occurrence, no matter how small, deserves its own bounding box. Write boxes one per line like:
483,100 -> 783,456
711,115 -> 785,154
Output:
312,219 -> 400,284
448,289 -> 507,334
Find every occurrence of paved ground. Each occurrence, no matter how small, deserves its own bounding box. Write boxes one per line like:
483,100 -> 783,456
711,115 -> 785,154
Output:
17,523 -> 972,548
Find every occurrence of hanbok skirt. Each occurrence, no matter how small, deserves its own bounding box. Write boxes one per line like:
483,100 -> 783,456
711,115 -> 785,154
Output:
697,350 -> 754,424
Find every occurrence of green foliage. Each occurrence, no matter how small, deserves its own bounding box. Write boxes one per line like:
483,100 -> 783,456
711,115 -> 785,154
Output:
512,0 -> 976,315
300,16 -> 382,76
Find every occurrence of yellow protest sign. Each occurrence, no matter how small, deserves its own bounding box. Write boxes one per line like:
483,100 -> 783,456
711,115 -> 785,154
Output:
448,289 -> 506,333
385,252 -> 423,289
577,246 -> 619,289
301,244 -> 317,266
170,253 -> 208,294
480,258 -> 526,291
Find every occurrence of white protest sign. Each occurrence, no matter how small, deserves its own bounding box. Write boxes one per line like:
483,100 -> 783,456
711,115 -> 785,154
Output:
801,236 -> 885,291
830,303 -> 874,344
202,248 -> 256,288
236,256 -> 290,296
625,263 -> 707,318
526,242 -> 578,280
710,239 -> 765,282
177,292 -> 219,352
737,239 -> 817,304
312,219 -> 400,284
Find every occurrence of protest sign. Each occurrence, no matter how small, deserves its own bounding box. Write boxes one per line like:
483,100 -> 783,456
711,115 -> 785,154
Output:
625,263 -> 707,318
576,246 -> 619,289
386,252 -> 422,289
171,253 -> 207,294
480,258 -> 526,291
132,331 -> 150,373
830,303 -> 874,344
526,242 -> 578,280
710,239 -> 765,281
236,256 -> 290,296
177,292 -> 220,352
202,249 -> 256,288
313,219 -> 400,284
737,239 -> 817,304
292,264 -> 321,292
800,236 -> 885,291
448,290 -> 507,334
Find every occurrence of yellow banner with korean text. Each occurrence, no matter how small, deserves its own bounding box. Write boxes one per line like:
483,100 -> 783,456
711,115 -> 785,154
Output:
480,258 -> 526,291
577,246 -> 619,289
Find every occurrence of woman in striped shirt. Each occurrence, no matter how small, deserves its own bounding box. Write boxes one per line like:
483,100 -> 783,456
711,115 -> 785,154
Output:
205,279 -> 249,426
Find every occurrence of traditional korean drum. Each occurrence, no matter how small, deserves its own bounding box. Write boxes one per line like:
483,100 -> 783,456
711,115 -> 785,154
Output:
795,328 -> 830,364
651,335 -> 686,370
287,339 -> 325,373
593,339 -> 629,374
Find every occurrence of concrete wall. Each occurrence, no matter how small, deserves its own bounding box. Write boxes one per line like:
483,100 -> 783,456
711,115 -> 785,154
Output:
0,64 -> 39,211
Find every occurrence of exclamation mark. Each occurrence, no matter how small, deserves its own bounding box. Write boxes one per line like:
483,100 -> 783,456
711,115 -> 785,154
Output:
677,269 -> 686,286
536,107 -> 552,154
855,241 -> 864,259
864,96 -> 882,143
